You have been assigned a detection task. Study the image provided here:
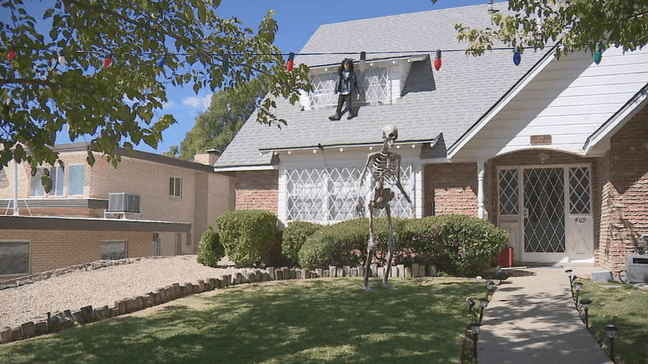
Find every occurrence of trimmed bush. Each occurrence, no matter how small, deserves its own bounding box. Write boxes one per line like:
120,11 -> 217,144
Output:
196,226 -> 225,267
282,221 -> 323,263
297,217 -> 407,269
414,215 -> 508,276
215,210 -> 278,266
297,215 -> 508,277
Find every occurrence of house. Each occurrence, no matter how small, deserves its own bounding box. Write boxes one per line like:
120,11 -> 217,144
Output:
213,2 -> 648,273
0,143 -> 235,276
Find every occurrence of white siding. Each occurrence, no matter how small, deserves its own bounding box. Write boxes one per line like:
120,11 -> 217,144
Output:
454,47 -> 648,160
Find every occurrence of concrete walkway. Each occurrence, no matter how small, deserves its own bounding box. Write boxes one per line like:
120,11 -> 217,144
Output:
478,266 -> 614,364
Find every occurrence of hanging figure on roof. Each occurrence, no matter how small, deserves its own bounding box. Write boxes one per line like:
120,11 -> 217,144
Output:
329,58 -> 360,120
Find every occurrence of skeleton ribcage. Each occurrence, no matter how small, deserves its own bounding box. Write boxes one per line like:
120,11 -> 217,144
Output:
370,152 -> 398,187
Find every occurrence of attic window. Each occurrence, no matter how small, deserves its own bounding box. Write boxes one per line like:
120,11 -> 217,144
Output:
308,66 -> 392,110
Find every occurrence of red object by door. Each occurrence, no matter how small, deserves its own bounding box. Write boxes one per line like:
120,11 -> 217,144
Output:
498,247 -> 513,267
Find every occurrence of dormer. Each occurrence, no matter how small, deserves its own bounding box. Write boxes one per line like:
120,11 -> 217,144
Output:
299,54 -> 431,111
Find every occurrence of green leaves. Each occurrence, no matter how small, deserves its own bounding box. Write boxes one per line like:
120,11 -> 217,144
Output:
1,0 -> 312,183
457,0 -> 648,57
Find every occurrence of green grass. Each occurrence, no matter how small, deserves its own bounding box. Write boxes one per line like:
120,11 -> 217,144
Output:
575,279 -> 648,364
0,277 -> 483,364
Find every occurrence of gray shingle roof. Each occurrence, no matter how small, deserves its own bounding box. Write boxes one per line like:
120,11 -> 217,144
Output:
216,2 -> 551,168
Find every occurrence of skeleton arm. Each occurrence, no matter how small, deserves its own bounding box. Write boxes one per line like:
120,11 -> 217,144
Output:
358,153 -> 376,189
393,154 -> 412,204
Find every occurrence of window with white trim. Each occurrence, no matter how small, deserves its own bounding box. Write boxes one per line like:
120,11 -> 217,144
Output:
285,164 -> 414,223
68,165 -> 85,196
169,177 -> 182,197
30,166 -> 64,196
0,242 -> 30,275
308,66 -> 392,109
30,168 -> 45,197
101,241 -> 127,260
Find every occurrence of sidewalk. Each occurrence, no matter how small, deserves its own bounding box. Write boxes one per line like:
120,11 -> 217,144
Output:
478,266 -> 614,364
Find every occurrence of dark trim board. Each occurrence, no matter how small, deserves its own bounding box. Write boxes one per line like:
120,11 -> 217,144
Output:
0,198 -> 108,210
0,216 -> 191,232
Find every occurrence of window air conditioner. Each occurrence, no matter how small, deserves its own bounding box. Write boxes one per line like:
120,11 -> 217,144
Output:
626,255 -> 648,283
107,193 -> 141,213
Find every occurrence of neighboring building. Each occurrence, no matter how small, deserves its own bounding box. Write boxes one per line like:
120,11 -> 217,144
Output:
0,143 -> 235,275
214,2 -> 648,272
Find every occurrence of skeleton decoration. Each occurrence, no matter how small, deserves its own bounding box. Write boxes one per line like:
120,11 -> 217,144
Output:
357,125 -> 411,291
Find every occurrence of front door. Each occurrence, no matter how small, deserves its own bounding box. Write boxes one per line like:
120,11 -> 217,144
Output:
498,165 -> 594,264
522,168 -> 565,262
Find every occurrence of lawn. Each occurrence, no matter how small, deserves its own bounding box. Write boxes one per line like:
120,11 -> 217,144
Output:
575,279 -> 648,364
0,277 -> 484,364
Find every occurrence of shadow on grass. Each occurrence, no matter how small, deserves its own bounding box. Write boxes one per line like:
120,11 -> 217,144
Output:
0,278 -> 483,364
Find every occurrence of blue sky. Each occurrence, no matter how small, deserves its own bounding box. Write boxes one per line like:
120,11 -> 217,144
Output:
6,0 -> 488,155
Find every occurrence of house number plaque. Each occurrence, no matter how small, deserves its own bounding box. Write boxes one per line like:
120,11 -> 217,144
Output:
530,135 -> 552,145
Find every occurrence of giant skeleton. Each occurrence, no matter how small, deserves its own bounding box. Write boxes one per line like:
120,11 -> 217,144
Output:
357,125 -> 411,291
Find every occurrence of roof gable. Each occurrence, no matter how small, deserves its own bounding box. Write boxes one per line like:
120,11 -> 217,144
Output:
216,2 -> 551,168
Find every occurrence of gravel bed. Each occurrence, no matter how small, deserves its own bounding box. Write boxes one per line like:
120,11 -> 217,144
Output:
0,255 -> 242,328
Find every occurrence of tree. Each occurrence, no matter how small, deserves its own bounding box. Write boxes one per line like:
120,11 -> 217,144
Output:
173,76 -> 268,160
455,0 -> 648,58
0,0 -> 310,190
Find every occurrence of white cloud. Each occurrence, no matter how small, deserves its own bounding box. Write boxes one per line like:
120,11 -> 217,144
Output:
182,94 -> 212,110
162,101 -> 176,110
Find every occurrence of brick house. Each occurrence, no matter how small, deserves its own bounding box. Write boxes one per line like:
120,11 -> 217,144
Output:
214,3 -> 648,272
0,143 -> 235,276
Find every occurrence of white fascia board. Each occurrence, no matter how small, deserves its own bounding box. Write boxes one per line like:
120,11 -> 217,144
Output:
583,85 -> 648,154
447,46 -> 559,159
213,164 -> 278,172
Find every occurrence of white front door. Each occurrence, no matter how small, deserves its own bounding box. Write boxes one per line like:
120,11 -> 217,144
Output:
497,165 -> 594,264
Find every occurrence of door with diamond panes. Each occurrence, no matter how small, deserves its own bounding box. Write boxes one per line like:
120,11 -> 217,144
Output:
498,165 -> 594,263
523,168 -> 566,257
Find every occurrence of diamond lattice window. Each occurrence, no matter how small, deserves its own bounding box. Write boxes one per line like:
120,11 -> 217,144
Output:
362,67 -> 391,105
523,168 -> 565,253
498,169 -> 519,215
309,73 -> 337,109
285,165 -> 413,223
569,167 -> 591,214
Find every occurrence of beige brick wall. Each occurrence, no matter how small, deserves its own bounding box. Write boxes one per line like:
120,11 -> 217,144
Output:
0,151 -> 235,252
0,229 -> 153,274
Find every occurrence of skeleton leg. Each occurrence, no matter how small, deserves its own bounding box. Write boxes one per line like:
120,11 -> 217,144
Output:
382,205 -> 395,289
362,201 -> 375,291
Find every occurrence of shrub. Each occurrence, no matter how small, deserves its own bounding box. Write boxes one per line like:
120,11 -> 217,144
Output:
418,215 -> 509,276
215,210 -> 278,266
282,221 -> 323,263
297,215 -> 508,276
297,217 -> 407,268
196,226 -> 225,267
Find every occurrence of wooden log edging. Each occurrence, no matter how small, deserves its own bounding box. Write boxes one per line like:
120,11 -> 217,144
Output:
0,264 -> 438,345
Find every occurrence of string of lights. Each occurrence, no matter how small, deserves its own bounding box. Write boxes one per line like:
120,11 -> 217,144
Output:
3,40 -> 608,71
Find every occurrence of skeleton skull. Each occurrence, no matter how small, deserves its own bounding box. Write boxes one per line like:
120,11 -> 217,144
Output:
382,125 -> 398,148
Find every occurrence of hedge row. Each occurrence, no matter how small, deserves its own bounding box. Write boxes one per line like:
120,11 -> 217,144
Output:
198,210 -> 508,277
296,215 -> 508,276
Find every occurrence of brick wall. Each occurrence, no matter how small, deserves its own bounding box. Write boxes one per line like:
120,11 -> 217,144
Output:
424,163 -> 479,217
235,170 -> 278,214
598,108 -> 648,272
0,229 -> 153,274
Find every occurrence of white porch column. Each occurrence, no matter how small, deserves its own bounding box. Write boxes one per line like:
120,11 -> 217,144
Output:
477,160 -> 485,219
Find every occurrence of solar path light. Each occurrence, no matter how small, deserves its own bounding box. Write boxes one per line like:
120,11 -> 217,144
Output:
579,298 -> 592,329
605,324 -> 619,363
468,322 -> 481,362
573,281 -> 584,306
479,298 -> 489,323
467,297 -> 476,314
486,280 -> 495,296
